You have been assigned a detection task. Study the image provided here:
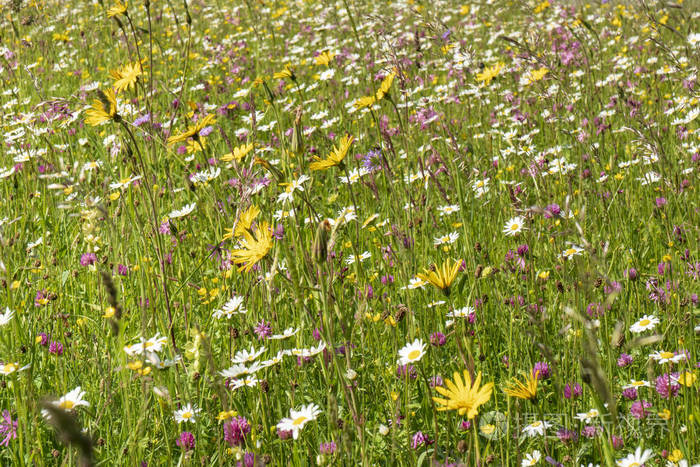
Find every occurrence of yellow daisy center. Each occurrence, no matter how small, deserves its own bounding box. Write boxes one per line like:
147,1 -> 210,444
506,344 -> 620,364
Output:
59,400 -> 75,410
407,349 -> 421,360
639,319 -> 650,326
292,416 -> 307,426
660,351 -> 674,359
510,224 -> 519,230
182,411 -> 192,419
3,363 -> 17,374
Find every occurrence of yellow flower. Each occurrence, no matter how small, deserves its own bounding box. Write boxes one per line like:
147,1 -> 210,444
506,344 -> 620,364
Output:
216,410 -> 238,421
375,71 -> 396,100
503,371 -> 539,401
110,61 -> 143,94
167,114 -> 215,145
273,65 -> 294,80
675,371 -> 696,387
416,258 -> 462,291
353,95 -> 377,110
85,89 -> 121,126
309,134 -> 354,171
476,62 -> 505,86
433,370 -> 493,419
107,0 -> 127,17
223,205 -> 260,241
231,222 -> 273,273
221,143 -> 254,162
314,51 -> 335,66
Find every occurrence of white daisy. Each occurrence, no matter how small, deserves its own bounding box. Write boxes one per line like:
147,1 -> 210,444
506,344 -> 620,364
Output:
503,216 -> 525,236
269,327 -> 300,340
276,403 -> 322,439
55,386 -> 90,410
521,450 -> 541,466
213,295 -> 247,319
616,447 -> 653,467
0,307 -> 14,326
629,315 -> 660,333
0,362 -> 29,376
575,408 -> 600,424
522,420 -> 551,437
437,204 -> 460,216
232,346 -> 266,364
397,338 -> 426,366
433,231 -> 459,246
622,380 -> 650,390
561,245 -> 584,260
650,350 -> 685,364
173,403 -> 201,423
168,203 -> 196,219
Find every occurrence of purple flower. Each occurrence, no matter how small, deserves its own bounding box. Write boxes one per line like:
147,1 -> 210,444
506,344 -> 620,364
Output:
617,353 -> 633,367
564,383 -> 582,399
396,364 -> 417,380
430,332 -> 446,347
238,452 -> 257,467
611,434 -> 624,450
361,148 -> 382,173
630,400 -> 652,419
411,431 -> 432,449
277,428 -> 293,440
655,197 -> 667,208
48,341 -> 63,356
581,425 -> 601,438
253,321 -> 271,340
625,268 -> 638,281
655,373 -> 680,398
544,203 -> 561,218
0,411 -> 17,446
176,431 -> 195,451
118,264 -> 129,276
556,428 -> 578,444
429,375 -> 443,387
159,221 -> 171,235
80,252 -> 97,266
224,416 -> 251,447
458,420 -> 472,431
37,333 -> 49,346
319,441 -> 337,455
533,361 -> 550,379
621,387 -> 638,400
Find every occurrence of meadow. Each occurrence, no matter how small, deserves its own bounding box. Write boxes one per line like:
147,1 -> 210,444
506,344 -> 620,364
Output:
0,0 -> 699,465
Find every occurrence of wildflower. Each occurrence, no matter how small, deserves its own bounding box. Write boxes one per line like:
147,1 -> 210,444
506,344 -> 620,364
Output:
223,416 -> 251,447
0,363 -> 29,376
522,449 -> 542,466
649,350 -> 683,364
230,222 -> 273,272
221,143 -> 254,162
48,341 -> 63,356
674,371 -> 697,387
80,252 -> 97,266
629,400 -> 651,419
560,245 -> 584,260
397,339 -> 426,366
319,441 -> 337,455
430,332 -> 446,347
314,51 -> 335,66
174,403 -> 200,424
276,404 -> 321,440
416,258 -> 462,292
655,373 -> 680,398
107,0 -> 127,17
396,364 -> 417,380
168,203 -> 196,219
532,362 -> 550,379
375,71 -> 396,101
253,320 -> 271,340
110,61 -> 143,94
176,431 -> 195,451
85,89 -> 121,126
563,382 -> 582,399
476,62 -> 504,86
411,431 -> 432,449
223,205 -> 260,241
432,370 -> 493,418
0,410 -> 17,446
54,387 -> 89,410
0,308 -> 14,326
617,353 -> 633,367
616,447 -> 653,467
503,216 -> 526,236
309,134 -> 354,170
575,408 -> 600,424
503,371 -> 539,401
167,114 -> 215,146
